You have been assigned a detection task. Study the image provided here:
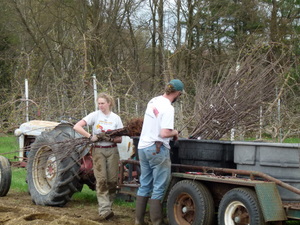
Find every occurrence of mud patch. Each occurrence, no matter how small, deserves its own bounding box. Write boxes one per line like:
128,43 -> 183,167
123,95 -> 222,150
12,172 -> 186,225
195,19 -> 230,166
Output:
0,207 -> 100,225
0,190 -> 135,225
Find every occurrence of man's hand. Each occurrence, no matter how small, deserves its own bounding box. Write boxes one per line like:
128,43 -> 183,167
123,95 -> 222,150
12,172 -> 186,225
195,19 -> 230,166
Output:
173,134 -> 179,141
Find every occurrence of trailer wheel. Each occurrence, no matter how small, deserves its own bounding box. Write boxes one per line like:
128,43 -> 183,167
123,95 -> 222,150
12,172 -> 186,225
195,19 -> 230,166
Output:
218,187 -> 265,225
0,156 -> 12,197
167,180 -> 214,225
27,128 -> 84,206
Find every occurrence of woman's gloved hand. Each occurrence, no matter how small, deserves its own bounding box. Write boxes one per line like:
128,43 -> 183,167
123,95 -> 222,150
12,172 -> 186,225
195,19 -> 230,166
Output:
89,134 -> 99,142
97,133 -> 113,142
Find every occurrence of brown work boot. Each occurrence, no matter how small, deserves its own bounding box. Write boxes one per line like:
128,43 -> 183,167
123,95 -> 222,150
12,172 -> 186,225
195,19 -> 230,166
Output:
149,199 -> 163,225
100,210 -> 114,220
135,196 -> 149,225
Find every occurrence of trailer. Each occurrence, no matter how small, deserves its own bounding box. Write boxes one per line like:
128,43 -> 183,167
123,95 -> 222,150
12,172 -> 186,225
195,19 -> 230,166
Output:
118,138 -> 300,225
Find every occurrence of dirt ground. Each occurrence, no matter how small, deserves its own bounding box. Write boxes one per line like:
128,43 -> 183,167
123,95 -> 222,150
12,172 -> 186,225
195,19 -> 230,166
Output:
0,190 -> 138,225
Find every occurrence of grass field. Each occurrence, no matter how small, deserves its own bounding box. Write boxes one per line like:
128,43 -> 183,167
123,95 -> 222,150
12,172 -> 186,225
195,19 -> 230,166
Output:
0,135 -> 19,162
283,137 -> 300,143
244,136 -> 300,143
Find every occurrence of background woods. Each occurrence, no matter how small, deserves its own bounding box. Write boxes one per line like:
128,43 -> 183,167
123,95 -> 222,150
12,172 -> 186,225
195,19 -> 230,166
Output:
0,0 -> 299,141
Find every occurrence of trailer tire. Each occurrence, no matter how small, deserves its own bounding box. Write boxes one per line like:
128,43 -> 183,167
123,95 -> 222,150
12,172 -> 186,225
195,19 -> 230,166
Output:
218,187 -> 265,225
27,128 -> 83,206
167,180 -> 214,225
0,156 -> 12,197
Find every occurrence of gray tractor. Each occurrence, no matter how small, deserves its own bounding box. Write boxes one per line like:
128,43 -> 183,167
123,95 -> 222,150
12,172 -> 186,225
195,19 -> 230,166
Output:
14,120 -> 134,206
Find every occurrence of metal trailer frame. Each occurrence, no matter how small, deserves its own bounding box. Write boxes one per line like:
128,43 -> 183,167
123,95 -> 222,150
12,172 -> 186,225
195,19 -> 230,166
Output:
118,159 -> 300,223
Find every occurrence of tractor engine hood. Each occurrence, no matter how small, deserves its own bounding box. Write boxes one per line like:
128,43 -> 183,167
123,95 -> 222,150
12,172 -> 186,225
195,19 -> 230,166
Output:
14,120 -> 59,137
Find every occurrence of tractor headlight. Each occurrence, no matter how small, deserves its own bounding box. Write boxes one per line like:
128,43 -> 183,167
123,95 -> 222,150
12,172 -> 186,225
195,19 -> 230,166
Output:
14,128 -> 23,137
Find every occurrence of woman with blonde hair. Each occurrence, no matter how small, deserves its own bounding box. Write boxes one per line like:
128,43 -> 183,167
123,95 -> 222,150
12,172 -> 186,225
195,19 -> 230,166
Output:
74,92 -> 123,221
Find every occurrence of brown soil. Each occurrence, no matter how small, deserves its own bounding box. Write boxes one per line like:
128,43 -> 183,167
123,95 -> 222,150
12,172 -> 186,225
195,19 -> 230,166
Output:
0,190 -> 136,225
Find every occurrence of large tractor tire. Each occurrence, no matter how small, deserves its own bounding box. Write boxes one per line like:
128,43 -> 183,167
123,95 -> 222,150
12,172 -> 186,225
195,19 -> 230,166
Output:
27,125 -> 85,206
0,156 -> 12,197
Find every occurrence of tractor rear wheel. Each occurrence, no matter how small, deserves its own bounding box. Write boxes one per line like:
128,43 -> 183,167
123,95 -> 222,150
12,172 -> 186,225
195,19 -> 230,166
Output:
27,128 -> 84,206
0,156 -> 12,197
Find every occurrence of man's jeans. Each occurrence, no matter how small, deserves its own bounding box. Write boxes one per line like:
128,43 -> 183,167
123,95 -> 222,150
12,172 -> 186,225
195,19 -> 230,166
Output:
137,144 -> 171,200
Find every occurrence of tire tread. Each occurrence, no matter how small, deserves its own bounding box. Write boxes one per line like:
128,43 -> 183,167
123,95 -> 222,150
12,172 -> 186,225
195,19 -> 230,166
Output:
27,128 -> 84,206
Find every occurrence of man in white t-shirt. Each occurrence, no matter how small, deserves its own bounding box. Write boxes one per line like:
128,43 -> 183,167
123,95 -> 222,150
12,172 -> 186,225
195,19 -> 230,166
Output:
135,79 -> 184,225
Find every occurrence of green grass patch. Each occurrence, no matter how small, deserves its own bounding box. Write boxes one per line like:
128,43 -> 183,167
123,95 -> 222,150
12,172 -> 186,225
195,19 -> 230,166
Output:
72,185 -> 97,203
244,136 -> 300,143
287,221 -> 300,225
0,135 -> 19,162
114,197 -> 136,208
72,186 -> 136,208
0,136 -> 28,192
11,167 -> 28,192
283,137 -> 300,143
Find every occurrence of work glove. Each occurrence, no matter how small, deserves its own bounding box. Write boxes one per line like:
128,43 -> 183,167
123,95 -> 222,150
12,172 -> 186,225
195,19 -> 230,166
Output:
89,134 -> 99,142
97,133 -> 113,142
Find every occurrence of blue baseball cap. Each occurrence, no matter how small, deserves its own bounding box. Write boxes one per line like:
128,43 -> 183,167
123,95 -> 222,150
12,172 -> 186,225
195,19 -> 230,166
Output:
168,79 -> 184,91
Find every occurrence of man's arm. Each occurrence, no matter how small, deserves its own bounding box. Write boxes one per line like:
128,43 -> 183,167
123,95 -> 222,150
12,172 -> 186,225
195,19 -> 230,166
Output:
160,128 -> 179,140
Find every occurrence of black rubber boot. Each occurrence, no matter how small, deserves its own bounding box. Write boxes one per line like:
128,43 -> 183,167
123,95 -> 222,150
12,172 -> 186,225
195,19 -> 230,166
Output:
149,199 -> 163,225
135,196 -> 149,225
